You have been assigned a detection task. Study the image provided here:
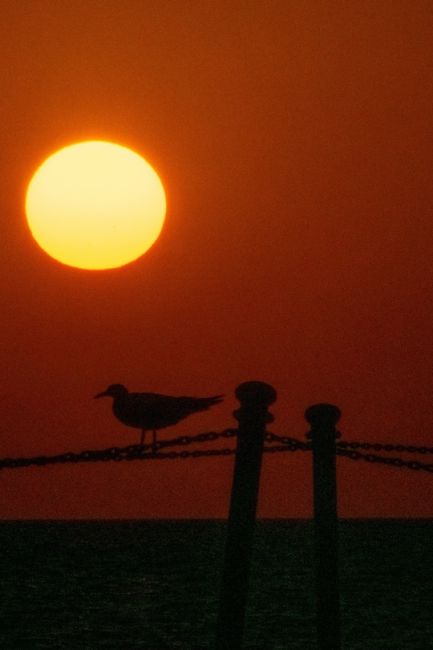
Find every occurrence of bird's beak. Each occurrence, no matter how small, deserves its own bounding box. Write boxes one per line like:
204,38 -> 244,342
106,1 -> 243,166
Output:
94,390 -> 108,399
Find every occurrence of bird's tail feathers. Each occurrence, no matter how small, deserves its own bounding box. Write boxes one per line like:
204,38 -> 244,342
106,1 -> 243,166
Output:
198,394 -> 224,408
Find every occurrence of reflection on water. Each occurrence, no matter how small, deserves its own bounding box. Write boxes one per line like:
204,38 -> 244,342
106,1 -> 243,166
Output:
1,519 -> 432,649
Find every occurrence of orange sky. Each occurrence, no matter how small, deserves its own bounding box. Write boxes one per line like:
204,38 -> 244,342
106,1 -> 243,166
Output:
1,1 -> 433,519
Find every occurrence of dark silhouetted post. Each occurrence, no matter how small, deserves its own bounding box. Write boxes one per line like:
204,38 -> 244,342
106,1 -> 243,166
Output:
215,381 -> 276,650
305,403 -> 342,650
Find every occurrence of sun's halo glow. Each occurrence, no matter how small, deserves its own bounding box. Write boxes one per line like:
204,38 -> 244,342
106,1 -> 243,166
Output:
25,141 -> 166,270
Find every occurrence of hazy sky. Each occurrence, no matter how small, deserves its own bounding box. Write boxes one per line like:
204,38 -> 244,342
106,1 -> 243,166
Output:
1,1 -> 433,518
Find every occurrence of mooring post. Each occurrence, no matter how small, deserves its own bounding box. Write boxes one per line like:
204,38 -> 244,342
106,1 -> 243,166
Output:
305,403 -> 342,650
215,381 -> 276,650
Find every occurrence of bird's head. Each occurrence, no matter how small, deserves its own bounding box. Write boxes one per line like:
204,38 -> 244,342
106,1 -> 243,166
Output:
94,384 -> 128,399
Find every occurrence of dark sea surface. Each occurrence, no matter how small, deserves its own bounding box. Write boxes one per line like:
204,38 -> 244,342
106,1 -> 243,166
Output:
1,519 -> 432,649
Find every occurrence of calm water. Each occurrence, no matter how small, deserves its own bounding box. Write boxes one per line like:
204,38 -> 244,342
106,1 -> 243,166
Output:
1,519 -> 432,649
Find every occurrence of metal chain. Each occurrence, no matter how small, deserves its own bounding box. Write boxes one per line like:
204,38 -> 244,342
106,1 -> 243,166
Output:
0,429 -> 313,472
0,444 -> 151,470
131,442 -> 315,458
0,429 -> 238,471
129,448 -> 237,460
266,432 -> 312,451
2,426 -> 432,473
269,431 -> 433,474
155,428 -> 237,449
270,431 -> 433,457
337,440 -> 433,454
337,447 -> 433,473
0,444 -> 238,469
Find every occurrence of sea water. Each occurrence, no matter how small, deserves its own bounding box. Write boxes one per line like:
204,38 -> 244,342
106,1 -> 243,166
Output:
1,519 -> 432,649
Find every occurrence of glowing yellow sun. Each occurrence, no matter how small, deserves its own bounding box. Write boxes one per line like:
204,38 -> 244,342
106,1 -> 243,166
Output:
25,140 -> 166,270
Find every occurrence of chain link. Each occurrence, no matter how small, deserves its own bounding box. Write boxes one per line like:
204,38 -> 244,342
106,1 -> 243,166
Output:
155,428 -> 237,450
0,429 -> 238,471
337,440 -> 433,455
337,447 -> 433,473
2,426 -> 433,474
0,444 -> 238,469
266,432 -> 312,451
0,428 -> 312,472
128,448 -> 237,460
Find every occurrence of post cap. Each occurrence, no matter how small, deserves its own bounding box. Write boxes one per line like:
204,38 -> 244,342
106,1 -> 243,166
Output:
304,403 -> 341,428
235,381 -> 277,406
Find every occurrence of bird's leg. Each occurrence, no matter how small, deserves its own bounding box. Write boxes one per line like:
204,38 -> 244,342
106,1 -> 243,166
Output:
152,430 -> 157,454
140,429 -> 146,446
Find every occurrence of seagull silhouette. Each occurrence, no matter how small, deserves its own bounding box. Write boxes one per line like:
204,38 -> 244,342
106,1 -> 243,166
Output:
95,384 -> 224,451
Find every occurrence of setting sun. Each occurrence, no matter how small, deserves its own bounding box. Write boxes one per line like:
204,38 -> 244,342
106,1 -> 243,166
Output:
25,141 -> 166,270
